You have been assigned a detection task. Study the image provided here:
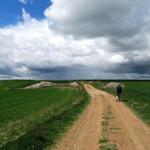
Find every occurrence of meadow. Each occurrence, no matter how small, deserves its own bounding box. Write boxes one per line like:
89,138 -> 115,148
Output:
92,80 -> 150,126
0,80 -> 89,150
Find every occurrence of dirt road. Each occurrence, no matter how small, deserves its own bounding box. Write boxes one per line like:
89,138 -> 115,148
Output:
53,84 -> 150,150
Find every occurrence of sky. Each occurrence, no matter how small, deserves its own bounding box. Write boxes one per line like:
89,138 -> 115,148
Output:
0,0 -> 150,80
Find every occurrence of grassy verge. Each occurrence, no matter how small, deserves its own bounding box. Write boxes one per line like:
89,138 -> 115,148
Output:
0,80 -> 90,149
1,91 -> 89,150
91,80 -> 150,126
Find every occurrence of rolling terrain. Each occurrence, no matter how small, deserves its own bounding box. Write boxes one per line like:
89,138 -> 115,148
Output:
0,80 -> 150,150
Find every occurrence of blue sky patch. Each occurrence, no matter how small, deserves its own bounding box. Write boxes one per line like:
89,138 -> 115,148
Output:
0,0 -> 52,27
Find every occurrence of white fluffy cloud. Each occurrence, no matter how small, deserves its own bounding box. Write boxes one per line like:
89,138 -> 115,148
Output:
0,11 -> 118,79
22,9 -> 31,22
109,55 -> 128,64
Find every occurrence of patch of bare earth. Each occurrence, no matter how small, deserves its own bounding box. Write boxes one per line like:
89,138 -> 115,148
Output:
53,84 -> 103,150
24,81 -> 55,89
53,84 -> 150,150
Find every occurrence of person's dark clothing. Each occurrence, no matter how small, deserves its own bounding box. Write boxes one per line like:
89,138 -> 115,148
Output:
115,84 -> 122,101
116,84 -> 122,95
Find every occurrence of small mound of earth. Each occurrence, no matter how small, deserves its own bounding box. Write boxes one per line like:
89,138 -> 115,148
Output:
24,81 -> 55,89
68,82 -> 79,87
104,82 -> 125,88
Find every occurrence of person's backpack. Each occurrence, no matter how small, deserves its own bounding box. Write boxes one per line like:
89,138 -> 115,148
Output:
116,85 -> 122,93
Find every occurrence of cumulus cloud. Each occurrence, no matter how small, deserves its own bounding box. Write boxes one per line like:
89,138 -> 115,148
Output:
44,0 -> 150,79
0,0 -> 150,79
45,0 -> 150,53
0,11 -> 115,79
22,9 -> 31,22
45,0 -> 149,37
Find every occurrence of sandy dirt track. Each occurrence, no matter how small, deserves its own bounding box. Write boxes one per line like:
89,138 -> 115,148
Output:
53,84 -> 150,150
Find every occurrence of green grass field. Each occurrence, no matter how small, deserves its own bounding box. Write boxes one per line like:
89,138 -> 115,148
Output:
91,80 -> 150,126
0,80 -> 89,150
0,80 -> 40,90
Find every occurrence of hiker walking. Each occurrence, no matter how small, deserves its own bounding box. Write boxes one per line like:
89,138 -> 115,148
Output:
115,83 -> 122,102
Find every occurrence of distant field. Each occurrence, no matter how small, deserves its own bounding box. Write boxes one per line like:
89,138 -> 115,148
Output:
92,80 -> 150,126
0,80 -> 39,90
0,80 -> 89,149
